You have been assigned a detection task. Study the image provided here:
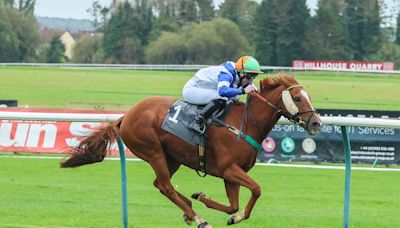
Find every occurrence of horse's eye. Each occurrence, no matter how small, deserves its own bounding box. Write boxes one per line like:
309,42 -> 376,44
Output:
293,97 -> 301,102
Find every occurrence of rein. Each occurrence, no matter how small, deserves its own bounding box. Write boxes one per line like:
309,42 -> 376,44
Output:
251,84 -> 316,126
213,84 -> 316,153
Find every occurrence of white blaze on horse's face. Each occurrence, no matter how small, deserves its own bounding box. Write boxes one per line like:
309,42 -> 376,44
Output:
282,90 -> 299,115
300,90 -> 312,106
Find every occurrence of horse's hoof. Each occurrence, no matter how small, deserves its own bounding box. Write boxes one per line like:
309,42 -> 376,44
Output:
227,216 -> 235,225
198,221 -> 211,228
183,213 -> 193,226
191,192 -> 205,200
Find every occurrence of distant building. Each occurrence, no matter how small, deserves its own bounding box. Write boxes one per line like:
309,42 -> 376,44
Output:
40,28 -> 63,43
40,28 -> 102,60
59,32 -> 76,59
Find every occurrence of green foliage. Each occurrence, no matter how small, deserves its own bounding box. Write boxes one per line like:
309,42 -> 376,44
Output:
303,0 -> 351,60
103,1 -> 152,63
87,0 -> 109,31
119,37 -> 144,64
195,0 -> 215,22
177,0 -> 197,24
0,9 -> 20,62
254,0 -> 310,66
367,40 -> 400,69
145,32 -> 186,64
72,35 -> 104,63
149,16 -> 179,42
345,0 -> 382,60
396,11 -> 400,45
2,0 -> 35,15
0,158 -> 399,227
0,4 -> 40,62
218,0 -> 259,41
46,36 -> 66,63
145,18 -> 249,64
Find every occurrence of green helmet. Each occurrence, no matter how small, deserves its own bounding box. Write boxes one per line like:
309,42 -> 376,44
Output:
235,56 -> 263,74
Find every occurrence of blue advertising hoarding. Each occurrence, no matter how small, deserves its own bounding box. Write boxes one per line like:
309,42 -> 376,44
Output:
259,109 -> 400,164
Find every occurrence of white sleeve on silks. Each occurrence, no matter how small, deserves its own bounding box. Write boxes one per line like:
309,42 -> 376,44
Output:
217,81 -> 231,89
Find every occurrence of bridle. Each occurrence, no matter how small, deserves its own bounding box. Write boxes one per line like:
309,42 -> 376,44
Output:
250,85 -> 317,127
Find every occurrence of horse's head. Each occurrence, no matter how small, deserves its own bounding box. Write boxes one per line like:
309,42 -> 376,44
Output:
258,75 -> 322,135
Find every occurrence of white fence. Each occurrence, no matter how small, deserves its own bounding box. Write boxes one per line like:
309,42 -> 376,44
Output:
1,111 -> 400,127
1,112 -> 399,228
1,63 -> 400,74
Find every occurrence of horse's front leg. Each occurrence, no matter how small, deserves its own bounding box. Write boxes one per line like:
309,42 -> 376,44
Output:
223,164 -> 261,225
192,180 -> 240,214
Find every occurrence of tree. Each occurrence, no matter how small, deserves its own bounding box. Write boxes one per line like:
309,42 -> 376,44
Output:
145,32 -> 187,64
145,18 -> 249,64
87,0 -> 109,31
195,0 -> 214,22
177,0 -> 197,25
218,0 -> 259,40
46,36 -> 66,63
303,0 -> 351,60
119,37 -> 144,64
395,11 -> 400,45
3,0 -> 35,15
0,3 -> 40,62
345,0 -> 381,60
281,0 -> 310,65
149,16 -> 179,42
254,0 -> 310,66
367,41 -> 400,70
72,35 -> 104,63
0,14 -> 20,62
103,1 -> 153,63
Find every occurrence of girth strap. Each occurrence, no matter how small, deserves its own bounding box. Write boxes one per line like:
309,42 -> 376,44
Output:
212,117 -> 263,152
196,145 -> 207,177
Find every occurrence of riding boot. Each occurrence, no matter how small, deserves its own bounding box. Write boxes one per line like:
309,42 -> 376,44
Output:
191,99 -> 226,133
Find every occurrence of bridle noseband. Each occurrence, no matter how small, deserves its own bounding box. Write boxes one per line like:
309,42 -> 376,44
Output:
250,85 -> 317,126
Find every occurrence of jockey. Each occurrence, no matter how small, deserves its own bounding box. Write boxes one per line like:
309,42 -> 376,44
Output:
182,55 -> 263,133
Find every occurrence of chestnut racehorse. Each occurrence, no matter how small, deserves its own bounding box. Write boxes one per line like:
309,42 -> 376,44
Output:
61,75 -> 322,227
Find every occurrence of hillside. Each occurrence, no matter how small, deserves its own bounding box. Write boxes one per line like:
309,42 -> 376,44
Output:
36,16 -> 94,32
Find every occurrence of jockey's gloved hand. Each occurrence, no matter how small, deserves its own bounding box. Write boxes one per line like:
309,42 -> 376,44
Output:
243,84 -> 257,94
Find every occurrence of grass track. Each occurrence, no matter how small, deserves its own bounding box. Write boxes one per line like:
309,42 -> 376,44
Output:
0,157 -> 399,228
0,67 -> 399,110
1,67 -> 400,227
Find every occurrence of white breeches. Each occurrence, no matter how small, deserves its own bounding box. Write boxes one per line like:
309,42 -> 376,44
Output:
182,86 -> 223,105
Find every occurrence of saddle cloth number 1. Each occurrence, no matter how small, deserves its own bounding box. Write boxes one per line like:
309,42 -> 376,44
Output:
168,105 -> 182,123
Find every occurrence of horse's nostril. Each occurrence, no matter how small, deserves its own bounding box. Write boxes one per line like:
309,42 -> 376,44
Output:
312,122 -> 322,129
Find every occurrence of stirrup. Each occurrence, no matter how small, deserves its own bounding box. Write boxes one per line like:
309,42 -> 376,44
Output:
189,122 -> 206,134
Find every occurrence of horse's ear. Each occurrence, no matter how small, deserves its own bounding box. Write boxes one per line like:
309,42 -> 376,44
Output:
259,78 -> 266,91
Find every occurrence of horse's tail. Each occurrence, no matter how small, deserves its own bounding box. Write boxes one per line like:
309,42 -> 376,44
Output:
60,117 -> 124,168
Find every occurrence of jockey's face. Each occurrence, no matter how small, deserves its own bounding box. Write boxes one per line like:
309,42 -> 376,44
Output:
239,72 -> 253,85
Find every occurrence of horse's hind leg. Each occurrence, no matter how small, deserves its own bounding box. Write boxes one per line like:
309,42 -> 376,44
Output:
149,153 -> 210,227
192,180 -> 239,214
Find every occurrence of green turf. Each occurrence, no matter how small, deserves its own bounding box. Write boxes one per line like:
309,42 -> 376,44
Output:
0,66 -> 399,110
1,67 -> 400,227
0,157 -> 399,228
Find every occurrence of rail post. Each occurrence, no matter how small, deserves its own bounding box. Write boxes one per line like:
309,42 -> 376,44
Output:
341,126 -> 352,228
117,137 -> 128,228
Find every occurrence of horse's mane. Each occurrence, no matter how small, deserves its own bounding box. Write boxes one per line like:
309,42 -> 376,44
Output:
259,74 -> 299,92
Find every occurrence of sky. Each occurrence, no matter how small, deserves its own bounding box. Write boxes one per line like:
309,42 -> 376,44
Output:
34,0 -> 398,26
35,0 -> 318,19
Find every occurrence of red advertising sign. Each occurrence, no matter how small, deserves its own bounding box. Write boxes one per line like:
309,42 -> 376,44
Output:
0,108 -> 130,156
293,60 -> 395,71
